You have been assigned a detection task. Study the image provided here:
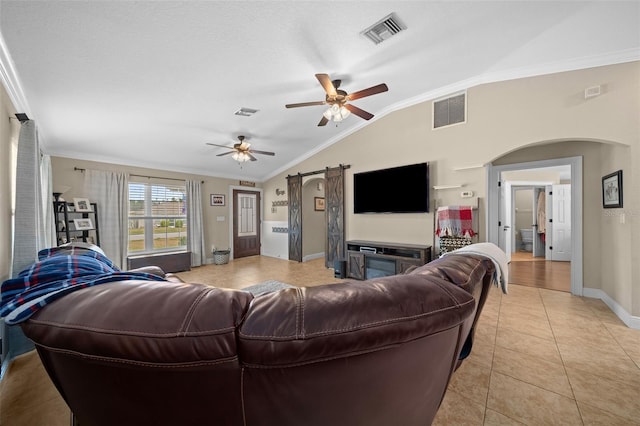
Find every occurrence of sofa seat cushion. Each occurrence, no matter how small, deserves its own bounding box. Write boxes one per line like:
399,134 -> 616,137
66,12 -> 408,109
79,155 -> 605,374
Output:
238,273 -> 475,367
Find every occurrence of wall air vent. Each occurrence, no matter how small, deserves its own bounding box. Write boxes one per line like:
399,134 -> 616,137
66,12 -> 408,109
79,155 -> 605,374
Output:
361,13 -> 406,45
433,92 -> 466,129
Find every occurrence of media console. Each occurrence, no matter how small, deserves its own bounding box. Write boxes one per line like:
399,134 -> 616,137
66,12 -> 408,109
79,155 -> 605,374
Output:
345,240 -> 432,280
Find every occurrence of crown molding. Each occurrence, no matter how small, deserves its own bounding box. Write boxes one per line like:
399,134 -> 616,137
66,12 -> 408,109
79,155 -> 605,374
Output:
0,32 -> 30,116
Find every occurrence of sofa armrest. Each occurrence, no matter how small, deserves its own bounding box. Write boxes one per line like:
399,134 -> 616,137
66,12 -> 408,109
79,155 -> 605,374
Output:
128,265 -> 167,277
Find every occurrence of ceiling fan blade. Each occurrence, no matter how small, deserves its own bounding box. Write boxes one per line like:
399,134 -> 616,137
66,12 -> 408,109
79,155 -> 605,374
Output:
248,153 -> 258,161
316,74 -> 337,97
250,149 -> 275,156
344,103 -> 374,120
216,151 -> 236,157
347,83 -> 389,101
206,142 -> 234,149
285,101 -> 326,108
318,116 -> 329,126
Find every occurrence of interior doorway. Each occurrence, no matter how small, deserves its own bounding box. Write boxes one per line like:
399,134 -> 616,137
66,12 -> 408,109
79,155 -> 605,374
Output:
487,156 -> 582,295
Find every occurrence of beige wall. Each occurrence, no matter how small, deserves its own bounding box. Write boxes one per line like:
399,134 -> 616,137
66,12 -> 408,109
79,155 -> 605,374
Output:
50,156 -> 261,260
0,85 -> 17,282
263,62 -> 640,316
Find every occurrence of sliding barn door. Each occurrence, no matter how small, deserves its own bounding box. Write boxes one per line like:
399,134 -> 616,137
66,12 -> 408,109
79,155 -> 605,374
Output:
287,174 -> 303,262
325,166 -> 345,268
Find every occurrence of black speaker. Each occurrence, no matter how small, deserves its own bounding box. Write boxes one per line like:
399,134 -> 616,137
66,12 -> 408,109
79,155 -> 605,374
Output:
334,259 -> 346,279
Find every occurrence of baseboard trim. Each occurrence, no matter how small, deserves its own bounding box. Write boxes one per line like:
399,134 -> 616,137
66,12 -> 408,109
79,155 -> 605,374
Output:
302,252 -> 324,262
583,287 -> 640,330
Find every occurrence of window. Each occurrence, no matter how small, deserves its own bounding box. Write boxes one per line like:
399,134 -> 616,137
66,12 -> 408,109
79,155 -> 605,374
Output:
128,182 -> 187,254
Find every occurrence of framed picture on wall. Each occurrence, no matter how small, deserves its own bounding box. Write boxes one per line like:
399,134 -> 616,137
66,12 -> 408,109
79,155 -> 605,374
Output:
602,170 -> 622,208
211,194 -> 226,206
314,197 -> 325,211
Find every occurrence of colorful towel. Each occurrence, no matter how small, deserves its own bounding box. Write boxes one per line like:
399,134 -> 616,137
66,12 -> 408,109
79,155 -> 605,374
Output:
1,246 -> 166,324
436,206 -> 475,238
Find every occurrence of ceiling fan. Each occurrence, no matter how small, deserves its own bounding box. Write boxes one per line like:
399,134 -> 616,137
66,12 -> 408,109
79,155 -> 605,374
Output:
286,73 -> 388,126
206,136 -> 275,162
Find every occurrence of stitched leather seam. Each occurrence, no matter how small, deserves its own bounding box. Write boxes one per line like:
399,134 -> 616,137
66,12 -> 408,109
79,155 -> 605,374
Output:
241,325 -> 462,368
26,320 -> 235,336
33,343 -> 238,368
238,298 -> 474,339
180,288 -> 209,335
298,287 -> 306,338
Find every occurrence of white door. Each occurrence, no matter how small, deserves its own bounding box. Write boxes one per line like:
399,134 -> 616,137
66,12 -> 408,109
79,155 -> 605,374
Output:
551,184 -> 571,261
499,179 -> 512,262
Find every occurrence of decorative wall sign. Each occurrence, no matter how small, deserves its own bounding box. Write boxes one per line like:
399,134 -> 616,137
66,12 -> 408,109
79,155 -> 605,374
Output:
239,180 -> 256,187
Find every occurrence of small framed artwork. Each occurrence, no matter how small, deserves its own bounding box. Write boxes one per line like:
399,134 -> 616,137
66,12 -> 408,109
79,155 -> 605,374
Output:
211,194 -> 226,206
73,218 -> 94,230
73,197 -> 92,212
314,197 -> 325,211
602,170 -> 623,208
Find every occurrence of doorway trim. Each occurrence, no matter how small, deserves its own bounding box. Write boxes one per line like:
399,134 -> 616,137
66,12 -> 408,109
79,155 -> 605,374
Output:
487,156 -> 583,295
228,185 -> 263,260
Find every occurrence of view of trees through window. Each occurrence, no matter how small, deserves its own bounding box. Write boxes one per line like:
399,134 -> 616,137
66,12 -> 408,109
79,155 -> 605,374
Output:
128,183 -> 187,253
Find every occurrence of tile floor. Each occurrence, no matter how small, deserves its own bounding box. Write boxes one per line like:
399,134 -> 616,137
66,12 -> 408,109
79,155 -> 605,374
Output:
1,256 -> 639,425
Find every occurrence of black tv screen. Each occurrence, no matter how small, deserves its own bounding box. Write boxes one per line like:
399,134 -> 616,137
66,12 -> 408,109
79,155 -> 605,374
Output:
354,162 -> 429,213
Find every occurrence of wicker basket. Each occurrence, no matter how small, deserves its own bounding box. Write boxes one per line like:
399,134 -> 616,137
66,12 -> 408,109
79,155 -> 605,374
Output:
213,250 -> 230,265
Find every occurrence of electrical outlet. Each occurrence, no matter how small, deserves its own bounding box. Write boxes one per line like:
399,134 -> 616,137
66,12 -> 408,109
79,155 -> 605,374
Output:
461,191 -> 474,198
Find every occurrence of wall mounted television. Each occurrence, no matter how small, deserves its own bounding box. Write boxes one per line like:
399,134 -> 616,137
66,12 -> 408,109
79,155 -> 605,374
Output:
354,162 -> 429,214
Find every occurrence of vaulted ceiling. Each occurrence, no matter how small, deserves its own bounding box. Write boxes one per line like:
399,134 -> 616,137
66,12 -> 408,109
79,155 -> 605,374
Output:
1,1 -> 638,181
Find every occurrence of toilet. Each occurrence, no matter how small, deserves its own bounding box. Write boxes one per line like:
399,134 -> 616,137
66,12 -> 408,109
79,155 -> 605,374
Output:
520,228 -> 533,252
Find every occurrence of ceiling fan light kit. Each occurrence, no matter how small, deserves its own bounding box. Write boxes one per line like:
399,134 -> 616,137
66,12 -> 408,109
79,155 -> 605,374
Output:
323,104 -> 351,122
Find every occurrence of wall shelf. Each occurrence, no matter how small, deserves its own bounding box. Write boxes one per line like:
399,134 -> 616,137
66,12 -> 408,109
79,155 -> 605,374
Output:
432,184 -> 464,190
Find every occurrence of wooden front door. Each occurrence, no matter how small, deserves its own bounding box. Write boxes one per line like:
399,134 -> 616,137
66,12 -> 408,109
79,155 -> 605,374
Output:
233,189 -> 261,258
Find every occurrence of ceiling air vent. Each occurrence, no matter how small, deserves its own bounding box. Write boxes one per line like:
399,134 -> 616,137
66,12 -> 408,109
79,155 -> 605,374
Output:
433,93 -> 466,129
234,107 -> 259,117
361,13 -> 406,45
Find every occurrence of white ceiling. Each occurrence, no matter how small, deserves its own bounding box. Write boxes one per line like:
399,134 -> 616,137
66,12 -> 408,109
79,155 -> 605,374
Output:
1,1 -> 638,182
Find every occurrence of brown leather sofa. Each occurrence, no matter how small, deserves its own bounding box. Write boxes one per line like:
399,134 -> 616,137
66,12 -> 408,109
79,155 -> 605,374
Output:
21,253 -> 495,426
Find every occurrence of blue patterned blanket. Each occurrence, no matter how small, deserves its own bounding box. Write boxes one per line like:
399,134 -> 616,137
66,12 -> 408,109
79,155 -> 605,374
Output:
1,246 -> 166,324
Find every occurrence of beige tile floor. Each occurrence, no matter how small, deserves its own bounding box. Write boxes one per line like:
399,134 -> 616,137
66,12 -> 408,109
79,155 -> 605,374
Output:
1,256 -> 639,425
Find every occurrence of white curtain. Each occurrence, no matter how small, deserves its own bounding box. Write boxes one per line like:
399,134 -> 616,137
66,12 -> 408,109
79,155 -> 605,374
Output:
186,179 -> 206,267
12,120 -> 48,274
83,170 -> 129,269
7,119 -> 50,359
40,154 -> 55,248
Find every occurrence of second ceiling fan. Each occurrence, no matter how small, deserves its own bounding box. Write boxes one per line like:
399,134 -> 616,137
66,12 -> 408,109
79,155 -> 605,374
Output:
286,74 -> 388,126
206,136 -> 275,162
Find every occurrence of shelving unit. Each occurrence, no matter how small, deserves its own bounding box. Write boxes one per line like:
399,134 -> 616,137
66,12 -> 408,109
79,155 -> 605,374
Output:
53,201 -> 100,246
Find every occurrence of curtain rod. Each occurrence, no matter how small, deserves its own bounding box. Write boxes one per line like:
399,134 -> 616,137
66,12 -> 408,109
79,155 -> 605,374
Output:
74,167 -> 203,183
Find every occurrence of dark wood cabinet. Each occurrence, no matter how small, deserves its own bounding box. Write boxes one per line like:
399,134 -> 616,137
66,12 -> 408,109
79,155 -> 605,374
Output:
346,240 -> 431,280
53,201 -> 100,246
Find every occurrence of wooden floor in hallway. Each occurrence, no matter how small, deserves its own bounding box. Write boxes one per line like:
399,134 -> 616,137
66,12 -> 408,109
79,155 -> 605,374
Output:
509,250 -> 571,292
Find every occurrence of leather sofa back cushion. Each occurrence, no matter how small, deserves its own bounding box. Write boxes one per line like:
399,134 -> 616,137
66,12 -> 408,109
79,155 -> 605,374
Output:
23,281 -> 253,363
239,274 -> 475,366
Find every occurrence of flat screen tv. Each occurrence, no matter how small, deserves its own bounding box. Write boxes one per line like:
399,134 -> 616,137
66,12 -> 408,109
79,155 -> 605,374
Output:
354,162 -> 429,214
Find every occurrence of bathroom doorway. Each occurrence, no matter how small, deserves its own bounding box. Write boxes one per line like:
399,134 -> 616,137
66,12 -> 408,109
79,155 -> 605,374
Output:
488,156 -> 582,295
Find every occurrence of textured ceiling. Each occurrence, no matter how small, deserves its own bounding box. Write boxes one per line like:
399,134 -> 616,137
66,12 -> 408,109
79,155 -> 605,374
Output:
1,1 -> 638,181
